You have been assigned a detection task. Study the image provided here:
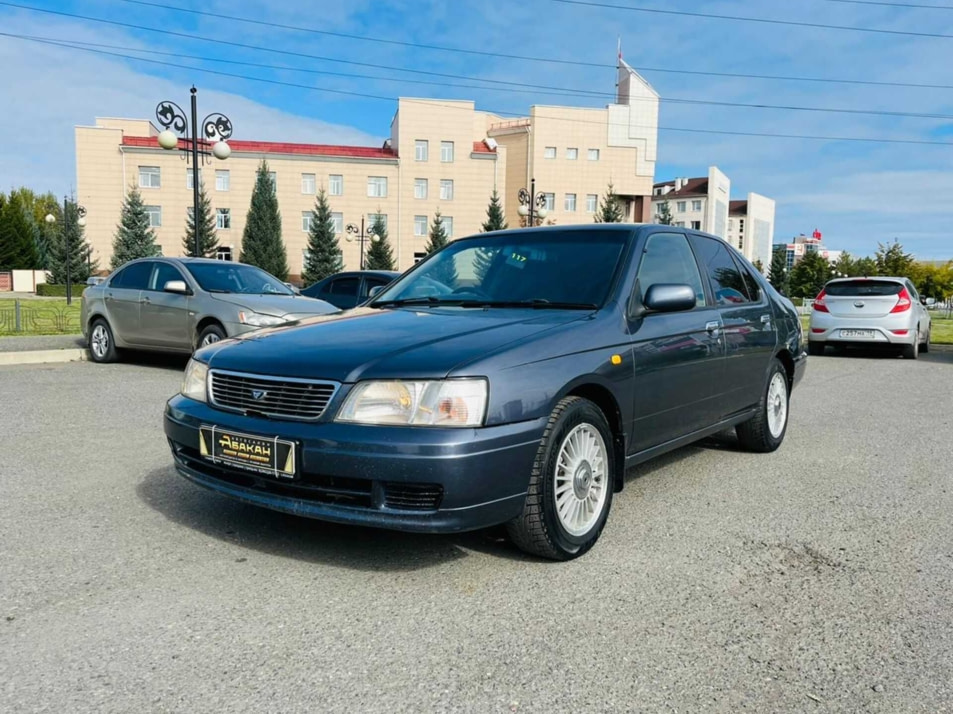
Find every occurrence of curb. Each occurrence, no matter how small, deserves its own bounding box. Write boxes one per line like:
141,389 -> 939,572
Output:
0,349 -> 89,366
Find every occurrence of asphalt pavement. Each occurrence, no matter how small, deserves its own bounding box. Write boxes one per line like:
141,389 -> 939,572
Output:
1,351 -> 952,713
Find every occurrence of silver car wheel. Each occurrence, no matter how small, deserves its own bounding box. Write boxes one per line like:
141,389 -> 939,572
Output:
201,333 -> 221,347
766,372 -> 788,439
91,324 -> 109,359
554,423 -> 609,537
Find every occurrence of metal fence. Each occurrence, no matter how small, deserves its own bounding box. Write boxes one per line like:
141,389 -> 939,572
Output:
0,300 -> 81,334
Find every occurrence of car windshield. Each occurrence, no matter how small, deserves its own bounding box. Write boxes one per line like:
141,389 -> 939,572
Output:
371,230 -> 629,309
826,280 -> 903,297
185,262 -> 293,295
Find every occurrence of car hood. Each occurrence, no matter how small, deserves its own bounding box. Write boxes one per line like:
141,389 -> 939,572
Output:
211,293 -> 337,317
201,306 -> 591,382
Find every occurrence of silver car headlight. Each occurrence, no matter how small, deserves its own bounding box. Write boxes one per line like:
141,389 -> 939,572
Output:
238,311 -> 286,327
181,359 -> 209,403
336,379 -> 488,427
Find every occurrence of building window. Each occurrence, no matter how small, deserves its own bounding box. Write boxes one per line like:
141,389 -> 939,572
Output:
367,176 -> 388,198
331,212 -> 343,234
586,194 -> 598,213
328,174 -> 343,196
414,178 -> 428,200
440,179 -> 454,200
691,200 -> 702,211
677,201 -> 686,213
301,173 -> 316,194
415,140 -> 429,161
216,208 -> 231,229
440,141 -> 454,163
566,148 -> 578,160
268,171 -> 277,189
588,149 -> 600,161
215,170 -> 230,192
543,193 -> 555,211
144,205 -> 162,227
216,246 -> 233,261
544,146 -> 557,159
443,216 -> 453,237
691,221 -> 701,230
564,193 -> 577,212
186,170 -> 202,189
414,215 -> 427,237
139,166 -> 160,189
301,211 -> 313,232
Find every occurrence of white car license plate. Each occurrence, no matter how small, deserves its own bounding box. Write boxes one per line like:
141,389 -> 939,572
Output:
840,329 -> 875,339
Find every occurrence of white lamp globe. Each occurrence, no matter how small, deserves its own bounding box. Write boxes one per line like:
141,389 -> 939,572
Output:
537,207 -> 549,219
77,216 -> 87,228
212,141 -> 231,160
157,130 -> 178,150
370,233 -> 380,243
517,204 -> 529,217
45,213 -> 56,225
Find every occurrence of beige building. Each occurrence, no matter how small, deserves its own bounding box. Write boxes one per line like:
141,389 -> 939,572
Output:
75,63 -> 659,278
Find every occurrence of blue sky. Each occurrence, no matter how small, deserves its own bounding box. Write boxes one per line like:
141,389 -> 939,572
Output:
1,0 -> 953,259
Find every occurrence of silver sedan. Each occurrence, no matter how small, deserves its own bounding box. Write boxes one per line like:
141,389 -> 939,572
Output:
81,258 -> 338,363
808,276 -> 931,359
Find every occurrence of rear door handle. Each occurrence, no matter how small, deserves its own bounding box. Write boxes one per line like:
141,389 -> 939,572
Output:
705,321 -> 721,337
761,314 -> 771,324
139,296 -> 150,304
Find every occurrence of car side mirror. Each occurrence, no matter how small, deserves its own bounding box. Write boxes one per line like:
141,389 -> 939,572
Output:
368,285 -> 385,297
284,282 -> 301,295
163,280 -> 190,295
643,283 -> 697,313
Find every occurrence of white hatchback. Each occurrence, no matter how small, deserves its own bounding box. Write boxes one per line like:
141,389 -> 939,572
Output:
808,277 -> 931,359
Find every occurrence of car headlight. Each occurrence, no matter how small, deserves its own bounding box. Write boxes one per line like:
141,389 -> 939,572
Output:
238,311 -> 286,327
336,379 -> 488,427
181,359 -> 209,403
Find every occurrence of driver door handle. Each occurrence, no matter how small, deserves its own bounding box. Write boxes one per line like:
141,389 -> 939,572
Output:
139,296 -> 151,304
705,320 -> 721,338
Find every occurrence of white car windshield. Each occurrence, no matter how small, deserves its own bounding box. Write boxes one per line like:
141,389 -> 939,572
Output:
186,263 -> 293,295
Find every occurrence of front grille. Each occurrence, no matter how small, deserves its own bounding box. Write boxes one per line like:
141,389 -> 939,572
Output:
384,482 -> 444,511
209,369 -> 338,421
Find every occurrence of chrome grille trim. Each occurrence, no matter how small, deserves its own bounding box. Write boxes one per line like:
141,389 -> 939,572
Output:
208,369 -> 340,421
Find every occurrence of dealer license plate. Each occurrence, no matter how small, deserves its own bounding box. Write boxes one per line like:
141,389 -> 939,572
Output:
840,329 -> 875,339
198,426 -> 296,479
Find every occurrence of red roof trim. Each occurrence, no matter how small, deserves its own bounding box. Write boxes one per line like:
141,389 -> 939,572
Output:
122,135 -> 397,159
472,141 -> 495,154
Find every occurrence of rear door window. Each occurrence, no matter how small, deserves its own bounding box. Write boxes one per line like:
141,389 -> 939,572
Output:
636,233 -> 706,308
690,236 -> 752,306
113,262 -> 153,290
825,280 -> 902,296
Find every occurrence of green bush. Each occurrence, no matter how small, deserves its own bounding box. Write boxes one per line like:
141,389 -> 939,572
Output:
36,283 -> 89,297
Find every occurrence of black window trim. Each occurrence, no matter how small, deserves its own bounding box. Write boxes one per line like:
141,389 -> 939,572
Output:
728,251 -> 767,306
627,229 -> 715,319
687,233 -> 760,309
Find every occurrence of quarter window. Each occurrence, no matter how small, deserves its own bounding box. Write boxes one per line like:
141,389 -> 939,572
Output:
636,233 -> 706,308
734,257 -> 763,302
692,236 -> 752,306
138,166 -> 160,189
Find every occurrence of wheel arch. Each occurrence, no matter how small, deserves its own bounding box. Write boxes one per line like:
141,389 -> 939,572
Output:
194,316 -> 226,349
774,347 -> 795,390
558,379 -> 627,494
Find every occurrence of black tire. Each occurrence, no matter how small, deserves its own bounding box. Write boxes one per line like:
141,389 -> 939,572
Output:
506,397 -> 615,561
901,339 -> 919,360
196,323 -> 226,351
807,341 -> 825,356
920,327 -> 930,353
736,359 -> 790,453
88,318 -> 119,363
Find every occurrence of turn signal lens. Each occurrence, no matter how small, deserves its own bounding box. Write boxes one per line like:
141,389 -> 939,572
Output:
813,289 -> 829,313
890,288 -> 912,314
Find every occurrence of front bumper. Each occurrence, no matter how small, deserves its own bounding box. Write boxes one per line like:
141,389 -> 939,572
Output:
164,395 -> 544,533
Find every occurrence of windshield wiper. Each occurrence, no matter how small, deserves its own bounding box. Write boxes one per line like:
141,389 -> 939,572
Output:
371,296 -> 451,308
205,288 -> 231,294
471,299 -> 599,310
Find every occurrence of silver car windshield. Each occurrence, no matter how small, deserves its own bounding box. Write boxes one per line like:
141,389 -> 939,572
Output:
185,263 -> 293,296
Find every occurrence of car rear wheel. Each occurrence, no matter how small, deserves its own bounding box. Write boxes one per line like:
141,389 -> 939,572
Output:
807,342 -> 825,356
88,318 -> 119,363
920,326 -> 930,354
197,323 -> 226,350
506,396 -> 614,561
902,338 -> 919,360
736,359 -> 789,453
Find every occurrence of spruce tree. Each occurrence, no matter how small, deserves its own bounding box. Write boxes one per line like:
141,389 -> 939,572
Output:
48,199 -> 96,283
365,212 -> 395,270
768,247 -> 789,296
481,190 -> 507,232
112,186 -> 161,270
240,160 -> 288,280
788,250 -> 831,299
874,239 -> 915,278
32,192 -> 59,270
0,190 -> 40,270
424,210 -> 457,287
656,200 -> 674,225
594,182 -> 625,223
183,185 -> 219,258
301,189 -> 343,285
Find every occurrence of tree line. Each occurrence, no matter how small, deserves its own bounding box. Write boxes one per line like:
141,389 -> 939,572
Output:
768,240 -> 953,302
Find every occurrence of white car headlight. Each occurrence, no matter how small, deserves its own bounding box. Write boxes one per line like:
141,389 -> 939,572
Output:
336,379 -> 488,427
238,311 -> 286,327
181,359 -> 209,403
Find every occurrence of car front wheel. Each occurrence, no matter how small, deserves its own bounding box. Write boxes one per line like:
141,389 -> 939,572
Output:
197,323 -> 226,350
736,359 -> 789,453
506,396 -> 614,561
88,318 -> 119,363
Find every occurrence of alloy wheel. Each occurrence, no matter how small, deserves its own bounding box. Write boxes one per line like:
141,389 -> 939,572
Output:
553,423 -> 609,537
766,372 -> 788,438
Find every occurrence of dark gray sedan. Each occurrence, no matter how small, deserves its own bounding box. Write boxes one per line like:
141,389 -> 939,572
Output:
81,258 -> 337,362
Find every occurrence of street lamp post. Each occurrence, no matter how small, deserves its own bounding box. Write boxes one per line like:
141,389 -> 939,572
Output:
516,177 -> 549,228
45,200 -> 86,306
345,218 -> 379,271
155,86 -> 233,258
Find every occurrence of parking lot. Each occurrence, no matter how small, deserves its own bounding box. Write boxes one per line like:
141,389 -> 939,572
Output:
2,351 -> 952,713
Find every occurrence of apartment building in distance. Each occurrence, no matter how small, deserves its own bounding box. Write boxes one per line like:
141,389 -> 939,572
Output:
774,232 -> 842,270
74,61 -> 660,279
651,166 -> 775,268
